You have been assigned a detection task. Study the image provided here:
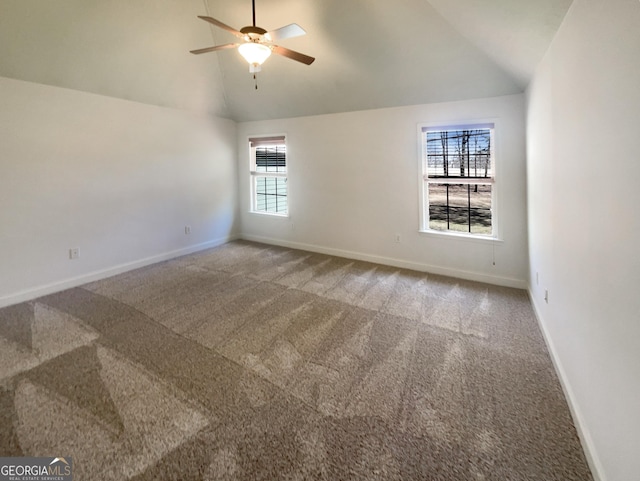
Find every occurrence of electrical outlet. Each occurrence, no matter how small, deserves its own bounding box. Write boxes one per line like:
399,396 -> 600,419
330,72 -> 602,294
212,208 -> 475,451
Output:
184,225 -> 191,235
69,248 -> 79,260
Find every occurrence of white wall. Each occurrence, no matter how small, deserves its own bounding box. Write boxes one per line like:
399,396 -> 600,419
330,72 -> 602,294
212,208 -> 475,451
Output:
526,0 -> 640,480
237,94 -> 527,287
0,77 -> 238,306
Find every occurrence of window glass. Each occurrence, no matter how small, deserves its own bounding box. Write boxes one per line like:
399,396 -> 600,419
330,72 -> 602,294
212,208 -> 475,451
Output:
421,125 -> 495,236
250,136 -> 287,216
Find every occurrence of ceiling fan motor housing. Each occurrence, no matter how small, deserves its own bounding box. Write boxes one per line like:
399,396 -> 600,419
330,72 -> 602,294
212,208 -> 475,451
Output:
240,25 -> 268,40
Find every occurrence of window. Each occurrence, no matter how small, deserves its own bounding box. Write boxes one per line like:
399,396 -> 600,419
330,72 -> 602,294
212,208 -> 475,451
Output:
249,136 -> 288,215
420,123 -> 495,236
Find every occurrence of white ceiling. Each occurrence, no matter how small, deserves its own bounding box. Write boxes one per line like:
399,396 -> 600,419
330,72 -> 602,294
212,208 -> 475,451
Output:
0,0 -> 572,122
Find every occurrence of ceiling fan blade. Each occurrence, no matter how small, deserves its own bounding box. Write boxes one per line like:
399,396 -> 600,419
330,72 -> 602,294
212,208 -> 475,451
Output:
272,45 -> 315,65
190,43 -> 239,55
197,16 -> 244,38
266,23 -> 306,42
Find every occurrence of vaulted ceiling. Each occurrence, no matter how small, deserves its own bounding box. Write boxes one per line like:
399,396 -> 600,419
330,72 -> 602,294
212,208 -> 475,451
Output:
0,0 -> 572,122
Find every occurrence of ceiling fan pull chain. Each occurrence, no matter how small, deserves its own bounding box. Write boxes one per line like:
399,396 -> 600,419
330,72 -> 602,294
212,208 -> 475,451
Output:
254,73 -> 258,90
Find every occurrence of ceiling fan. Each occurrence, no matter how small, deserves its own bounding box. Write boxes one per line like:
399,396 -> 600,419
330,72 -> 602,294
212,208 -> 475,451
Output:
190,0 -> 315,74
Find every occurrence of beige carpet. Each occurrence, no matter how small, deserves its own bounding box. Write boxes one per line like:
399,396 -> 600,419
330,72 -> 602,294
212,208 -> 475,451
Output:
0,240 -> 593,480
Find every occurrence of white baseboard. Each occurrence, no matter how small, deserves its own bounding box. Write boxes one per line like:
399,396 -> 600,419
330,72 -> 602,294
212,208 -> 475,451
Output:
0,235 -> 238,309
527,289 -> 605,481
241,234 -> 527,289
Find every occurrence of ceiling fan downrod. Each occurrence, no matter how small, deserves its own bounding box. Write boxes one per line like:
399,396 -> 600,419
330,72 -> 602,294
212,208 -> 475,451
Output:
252,0 -> 256,27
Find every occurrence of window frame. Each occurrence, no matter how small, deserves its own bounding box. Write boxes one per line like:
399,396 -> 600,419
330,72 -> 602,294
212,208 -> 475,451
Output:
418,121 -> 501,241
249,135 -> 289,217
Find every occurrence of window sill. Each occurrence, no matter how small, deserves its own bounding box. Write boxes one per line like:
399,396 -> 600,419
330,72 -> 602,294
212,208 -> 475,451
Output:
418,229 -> 503,244
249,210 -> 290,219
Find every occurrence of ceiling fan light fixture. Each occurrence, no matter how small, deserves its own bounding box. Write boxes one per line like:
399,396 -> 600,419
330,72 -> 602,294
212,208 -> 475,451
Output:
238,42 -> 272,72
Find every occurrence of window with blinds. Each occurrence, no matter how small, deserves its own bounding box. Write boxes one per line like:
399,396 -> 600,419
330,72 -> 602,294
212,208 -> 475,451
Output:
249,136 -> 288,215
420,124 -> 495,236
